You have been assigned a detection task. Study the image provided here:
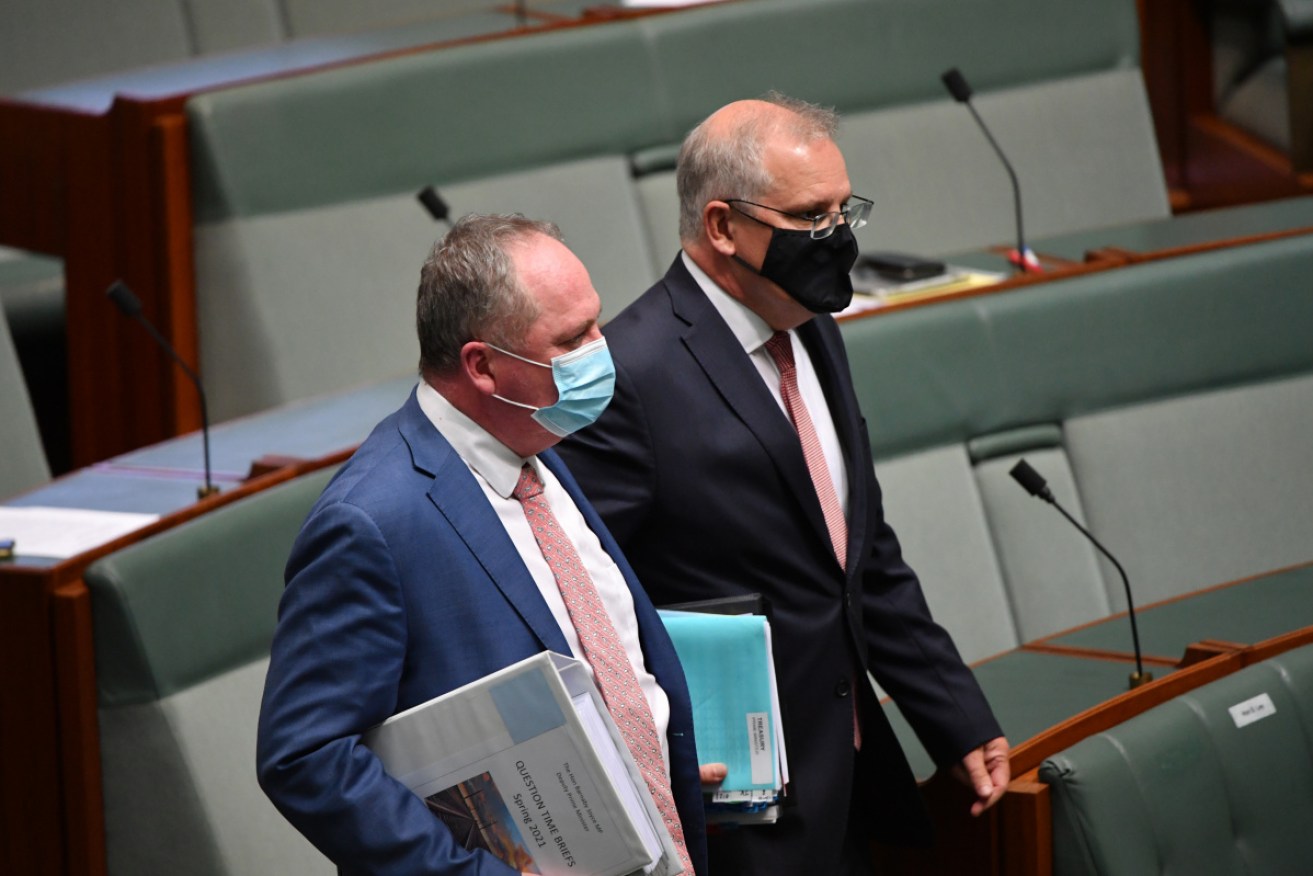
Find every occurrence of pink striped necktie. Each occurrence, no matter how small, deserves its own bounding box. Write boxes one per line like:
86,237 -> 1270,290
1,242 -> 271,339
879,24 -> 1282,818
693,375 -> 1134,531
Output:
512,463 -> 693,874
764,331 -> 848,569
764,332 -> 862,749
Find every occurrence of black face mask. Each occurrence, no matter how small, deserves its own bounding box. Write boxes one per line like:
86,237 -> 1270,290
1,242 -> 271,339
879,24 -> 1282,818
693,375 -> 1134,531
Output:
737,223 -> 860,313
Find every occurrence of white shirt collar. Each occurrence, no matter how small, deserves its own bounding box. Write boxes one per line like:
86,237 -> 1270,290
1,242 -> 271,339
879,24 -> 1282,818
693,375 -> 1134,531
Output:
415,381 -> 535,499
681,250 -> 778,356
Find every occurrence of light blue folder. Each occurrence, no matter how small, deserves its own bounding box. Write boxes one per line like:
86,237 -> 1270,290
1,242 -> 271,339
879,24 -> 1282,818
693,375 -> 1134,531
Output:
658,610 -> 783,793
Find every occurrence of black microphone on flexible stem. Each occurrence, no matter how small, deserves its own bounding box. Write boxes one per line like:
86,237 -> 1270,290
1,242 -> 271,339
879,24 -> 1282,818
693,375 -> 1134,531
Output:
941,67 -> 1037,274
106,281 -> 219,500
1009,458 -> 1151,689
417,186 -> 452,226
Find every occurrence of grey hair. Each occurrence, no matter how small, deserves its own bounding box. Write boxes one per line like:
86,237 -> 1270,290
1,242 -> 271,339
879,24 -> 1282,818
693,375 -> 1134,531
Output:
676,91 -> 840,242
417,213 -> 563,376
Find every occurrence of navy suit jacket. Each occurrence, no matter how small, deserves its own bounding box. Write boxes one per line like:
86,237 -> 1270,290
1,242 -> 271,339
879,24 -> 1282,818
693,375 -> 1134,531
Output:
557,257 -> 1001,874
257,390 -> 708,876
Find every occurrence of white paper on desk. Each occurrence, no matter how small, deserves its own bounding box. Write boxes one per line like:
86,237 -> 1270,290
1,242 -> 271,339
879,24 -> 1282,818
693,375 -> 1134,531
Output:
0,506 -> 159,558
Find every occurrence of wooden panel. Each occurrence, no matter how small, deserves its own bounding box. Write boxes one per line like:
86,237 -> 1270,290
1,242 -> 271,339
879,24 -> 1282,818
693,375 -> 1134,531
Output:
0,99 -> 76,255
52,582 -> 106,876
1000,777 -> 1051,876
0,567 -> 67,876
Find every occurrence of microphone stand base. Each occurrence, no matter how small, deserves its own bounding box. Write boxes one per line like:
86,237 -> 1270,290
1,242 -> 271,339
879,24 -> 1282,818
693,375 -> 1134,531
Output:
1128,670 -> 1154,689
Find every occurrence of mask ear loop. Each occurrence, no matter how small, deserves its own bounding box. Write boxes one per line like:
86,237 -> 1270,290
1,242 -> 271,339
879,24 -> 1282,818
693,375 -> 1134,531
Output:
482,341 -> 551,369
481,342 -> 550,413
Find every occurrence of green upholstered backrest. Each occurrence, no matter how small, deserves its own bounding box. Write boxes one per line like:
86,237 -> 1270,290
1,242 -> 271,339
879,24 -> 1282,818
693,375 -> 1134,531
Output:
842,233 -> 1313,462
187,0 -> 1145,223
1040,644 -> 1313,876
0,278 -> 51,499
191,154 -> 658,423
85,466 -> 335,707
1,0 -> 196,94
847,232 -> 1313,652
85,468 -> 337,875
184,0 -> 1157,421
186,20 -> 670,223
638,0 -> 1141,131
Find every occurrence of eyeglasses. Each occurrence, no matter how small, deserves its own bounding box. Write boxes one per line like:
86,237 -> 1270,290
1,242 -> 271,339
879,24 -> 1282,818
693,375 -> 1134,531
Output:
724,195 -> 873,240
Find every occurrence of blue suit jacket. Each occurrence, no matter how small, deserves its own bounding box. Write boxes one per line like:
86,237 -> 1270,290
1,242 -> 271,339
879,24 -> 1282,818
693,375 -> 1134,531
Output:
558,257 -> 1002,874
257,390 -> 707,875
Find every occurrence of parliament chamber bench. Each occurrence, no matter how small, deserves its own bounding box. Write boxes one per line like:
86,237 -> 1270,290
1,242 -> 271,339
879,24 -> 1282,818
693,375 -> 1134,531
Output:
0,0 -> 1171,464
1040,640 -> 1313,876
850,225 -> 1313,773
83,466 -> 340,875
183,0 -> 1164,427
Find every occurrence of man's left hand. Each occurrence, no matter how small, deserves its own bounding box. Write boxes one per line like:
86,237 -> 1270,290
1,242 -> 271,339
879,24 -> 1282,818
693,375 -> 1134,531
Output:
951,736 -> 1010,817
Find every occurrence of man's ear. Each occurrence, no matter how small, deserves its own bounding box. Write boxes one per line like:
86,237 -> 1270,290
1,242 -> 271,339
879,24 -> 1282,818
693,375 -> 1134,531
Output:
461,341 -> 497,395
704,200 -> 738,257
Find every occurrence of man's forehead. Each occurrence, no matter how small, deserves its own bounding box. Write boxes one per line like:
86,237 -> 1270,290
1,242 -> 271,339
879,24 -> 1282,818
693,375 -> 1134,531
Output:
761,138 -> 850,197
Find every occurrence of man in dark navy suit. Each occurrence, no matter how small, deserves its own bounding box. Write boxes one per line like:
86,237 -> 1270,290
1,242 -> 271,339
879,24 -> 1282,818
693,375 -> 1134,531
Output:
558,94 -> 1009,875
257,214 -> 711,875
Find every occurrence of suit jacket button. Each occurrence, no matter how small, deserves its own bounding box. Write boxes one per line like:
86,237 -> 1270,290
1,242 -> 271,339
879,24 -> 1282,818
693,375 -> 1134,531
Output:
835,678 -> 851,697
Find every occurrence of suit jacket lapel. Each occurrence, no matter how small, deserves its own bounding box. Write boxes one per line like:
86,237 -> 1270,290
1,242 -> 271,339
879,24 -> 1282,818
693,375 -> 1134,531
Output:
664,260 -> 840,567
397,395 -> 572,655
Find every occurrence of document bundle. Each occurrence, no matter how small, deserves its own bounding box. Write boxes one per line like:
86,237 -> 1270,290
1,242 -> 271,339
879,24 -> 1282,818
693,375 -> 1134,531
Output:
658,602 -> 789,826
363,651 -> 682,876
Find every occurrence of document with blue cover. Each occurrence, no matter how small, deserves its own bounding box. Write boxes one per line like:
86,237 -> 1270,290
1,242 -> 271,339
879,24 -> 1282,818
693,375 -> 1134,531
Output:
658,608 -> 789,825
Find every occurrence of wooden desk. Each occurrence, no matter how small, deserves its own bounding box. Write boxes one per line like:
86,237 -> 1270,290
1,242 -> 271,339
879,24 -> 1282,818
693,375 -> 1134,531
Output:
1031,561 -> 1313,665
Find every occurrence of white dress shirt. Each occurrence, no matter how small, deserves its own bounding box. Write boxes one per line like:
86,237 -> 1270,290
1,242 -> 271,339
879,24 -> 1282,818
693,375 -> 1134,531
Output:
416,382 -> 672,767
682,251 -> 850,516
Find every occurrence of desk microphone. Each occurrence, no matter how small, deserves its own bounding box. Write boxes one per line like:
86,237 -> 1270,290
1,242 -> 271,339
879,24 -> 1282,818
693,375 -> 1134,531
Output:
106,281 -> 219,500
417,186 -> 451,226
1009,458 -> 1151,689
940,68 -> 1038,273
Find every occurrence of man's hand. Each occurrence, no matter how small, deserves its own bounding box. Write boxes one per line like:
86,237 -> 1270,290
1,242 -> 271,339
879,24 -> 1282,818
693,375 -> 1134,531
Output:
699,762 -> 728,788
951,736 -> 1010,817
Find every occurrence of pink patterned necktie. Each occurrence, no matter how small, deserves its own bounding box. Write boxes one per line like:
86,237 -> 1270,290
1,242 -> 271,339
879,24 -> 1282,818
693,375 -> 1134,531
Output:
764,331 -> 862,749
764,331 -> 848,569
512,463 -> 693,874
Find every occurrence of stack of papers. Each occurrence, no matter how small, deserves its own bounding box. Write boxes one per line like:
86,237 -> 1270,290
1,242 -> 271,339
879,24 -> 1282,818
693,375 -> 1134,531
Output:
0,506 -> 160,560
658,609 -> 788,826
844,264 -> 1006,316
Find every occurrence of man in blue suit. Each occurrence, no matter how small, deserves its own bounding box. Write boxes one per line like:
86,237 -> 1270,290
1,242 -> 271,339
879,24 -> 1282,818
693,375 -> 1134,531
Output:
557,95 -> 1009,875
257,214 -> 711,875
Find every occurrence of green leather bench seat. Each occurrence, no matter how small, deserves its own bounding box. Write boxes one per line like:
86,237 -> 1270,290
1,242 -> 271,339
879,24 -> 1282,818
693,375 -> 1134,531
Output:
1040,642 -> 1313,875
3,0 -> 538,97
848,232 -> 1313,664
85,468 -> 338,875
185,0 -> 1158,422
186,19 -> 671,421
631,0 -> 1163,264
0,281 -> 50,499
871,233 -> 1312,781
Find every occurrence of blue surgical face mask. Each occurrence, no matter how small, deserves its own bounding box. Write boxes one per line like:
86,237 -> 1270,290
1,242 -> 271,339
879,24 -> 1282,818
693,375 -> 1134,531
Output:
485,336 -> 615,437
